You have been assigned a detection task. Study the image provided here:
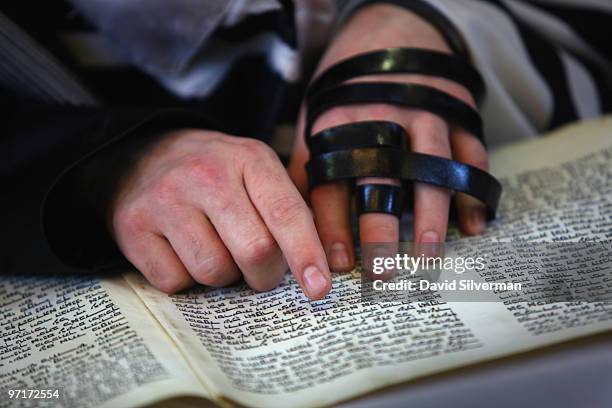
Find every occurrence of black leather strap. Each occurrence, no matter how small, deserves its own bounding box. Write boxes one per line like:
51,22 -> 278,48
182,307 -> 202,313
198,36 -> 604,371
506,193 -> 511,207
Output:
356,184 -> 405,217
303,42 -> 500,219
306,82 -> 484,145
306,146 -> 502,219
310,122 -> 408,218
306,48 -> 485,106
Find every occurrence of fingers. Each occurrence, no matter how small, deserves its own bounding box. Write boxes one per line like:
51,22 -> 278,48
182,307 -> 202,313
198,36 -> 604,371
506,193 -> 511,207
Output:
291,109 -> 355,274
111,129 -> 332,298
451,127 -> 489,235
410,113 -> 452,249
115,214 -> 195,294
242,141 -> 332,300
159,206 -> 241,287
190,175 -> 287,293
357,177 -> 401,245
310,181 -> 355,273
358,178 -> 400,280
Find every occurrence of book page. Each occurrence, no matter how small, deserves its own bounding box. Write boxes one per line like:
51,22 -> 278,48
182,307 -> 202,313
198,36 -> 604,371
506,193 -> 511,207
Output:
0,273 -> 209,408
126,117 -> 612,408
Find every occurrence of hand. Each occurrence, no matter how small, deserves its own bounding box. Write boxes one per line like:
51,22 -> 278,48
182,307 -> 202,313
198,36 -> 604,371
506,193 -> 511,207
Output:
289,4 -> 489,272
110,129 -> 332,299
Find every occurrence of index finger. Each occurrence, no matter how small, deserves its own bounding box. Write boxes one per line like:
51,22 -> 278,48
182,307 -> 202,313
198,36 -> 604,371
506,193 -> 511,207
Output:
242,146 -> 332,300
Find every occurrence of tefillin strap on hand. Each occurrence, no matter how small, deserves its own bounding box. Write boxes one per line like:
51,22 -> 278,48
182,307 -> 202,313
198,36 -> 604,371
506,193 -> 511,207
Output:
304,48 -> 502,220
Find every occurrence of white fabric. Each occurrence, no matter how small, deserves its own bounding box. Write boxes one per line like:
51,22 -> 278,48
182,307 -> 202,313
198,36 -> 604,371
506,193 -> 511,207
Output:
156,33 -> 301,99
26,0 -> 612,145
424,0 -> 554,146
223,0 -> 283,26
62,0 -> 335,99
560,51 -> 600,120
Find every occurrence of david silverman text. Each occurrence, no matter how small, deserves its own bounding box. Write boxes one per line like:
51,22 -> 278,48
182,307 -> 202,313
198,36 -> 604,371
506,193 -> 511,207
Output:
372,279 -> 523,292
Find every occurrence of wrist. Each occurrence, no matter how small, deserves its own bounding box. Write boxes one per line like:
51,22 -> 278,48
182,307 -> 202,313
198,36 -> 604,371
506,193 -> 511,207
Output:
337,3 -> 452,53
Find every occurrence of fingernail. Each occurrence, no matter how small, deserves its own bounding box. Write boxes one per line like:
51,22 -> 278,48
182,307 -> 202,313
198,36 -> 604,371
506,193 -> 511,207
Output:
470,207 -> 486,233
419,231 -> 439,257
329,242 -> 351,271
303,265 -> 329,298
420,230 -> 439,243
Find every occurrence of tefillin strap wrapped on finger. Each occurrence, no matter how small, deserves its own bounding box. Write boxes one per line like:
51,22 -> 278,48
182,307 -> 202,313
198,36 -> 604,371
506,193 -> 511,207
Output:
304,47 -> 502,220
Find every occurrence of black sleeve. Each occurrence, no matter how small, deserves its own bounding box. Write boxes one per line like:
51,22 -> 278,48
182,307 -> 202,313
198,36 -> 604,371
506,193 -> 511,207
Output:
1,89 -> 219,275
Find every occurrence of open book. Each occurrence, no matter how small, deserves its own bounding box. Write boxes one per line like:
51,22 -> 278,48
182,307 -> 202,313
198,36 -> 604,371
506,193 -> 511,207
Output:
2,117 -> 612,408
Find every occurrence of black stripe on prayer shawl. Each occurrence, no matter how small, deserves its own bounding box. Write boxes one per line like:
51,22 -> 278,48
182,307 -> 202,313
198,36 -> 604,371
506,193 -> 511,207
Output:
483,0 -> 579,129
575,55 -> 612,113
525,1 -> 612,61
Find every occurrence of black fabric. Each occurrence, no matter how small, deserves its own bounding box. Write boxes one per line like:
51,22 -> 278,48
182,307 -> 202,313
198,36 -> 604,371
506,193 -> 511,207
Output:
42,109 -> 222,270
1,1 -> 86,74
0,59 -> 296,274
525,1 -> 612,61
0,94 -> 220,274
1,1 -> 299,135
520,1 -> 612,113
306,48 -> 486,106
1,0 -> 302,275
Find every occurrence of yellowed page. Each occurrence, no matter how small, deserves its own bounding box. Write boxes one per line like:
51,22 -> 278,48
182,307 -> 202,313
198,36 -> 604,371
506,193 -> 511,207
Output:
126,117 -> 612,408
490,115 -> 612,177
0,274 -> 209,408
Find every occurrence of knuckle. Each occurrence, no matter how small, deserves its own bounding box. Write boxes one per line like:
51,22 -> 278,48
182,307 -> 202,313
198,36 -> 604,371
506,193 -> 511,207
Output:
191,255 -> 236,287
245,260 -> 287,293
268,195 -> 307,225
241,138 -> 276,159
248,274 -> 284,293
241,235 -> 279,265
181,227 -> 206,262
155,277 -> 190,294
114,205 -> 148,237
143,260 -> 190,294
185,156 -> 225,190
150,174 -> 181,207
